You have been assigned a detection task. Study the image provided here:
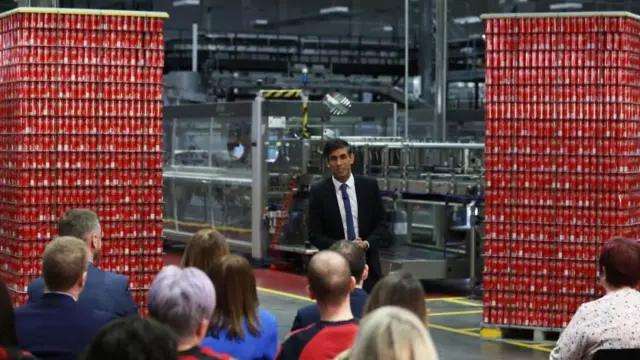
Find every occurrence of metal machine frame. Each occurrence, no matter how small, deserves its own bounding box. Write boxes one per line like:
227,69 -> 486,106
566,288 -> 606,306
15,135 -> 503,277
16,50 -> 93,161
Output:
163,97 -> 397,259
162,96 -> 484,283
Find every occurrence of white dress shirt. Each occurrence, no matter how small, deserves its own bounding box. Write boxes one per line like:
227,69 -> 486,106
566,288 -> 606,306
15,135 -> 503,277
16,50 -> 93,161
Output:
332,174 -> 358,240
550,287 -> 640,360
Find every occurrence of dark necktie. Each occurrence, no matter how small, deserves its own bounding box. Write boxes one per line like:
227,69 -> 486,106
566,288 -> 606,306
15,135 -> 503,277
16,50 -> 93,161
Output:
340,183 -> 356,240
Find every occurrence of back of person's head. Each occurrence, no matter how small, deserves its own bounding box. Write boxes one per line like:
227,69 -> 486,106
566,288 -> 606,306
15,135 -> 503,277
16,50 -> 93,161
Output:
307,250 -> 355,306
181,228 -> 230,271
58,209 -> 100,241
148,265 -> 216,342
0,276 -> 17,347
350,306 -> 438,360
57,209 -> 101,259
207,255 -> 260,340
42,236 -> 89,293
599,237 -> 640,288
329,240 -> 368,284
80,317 -> 178,360
363,271 -> 427,323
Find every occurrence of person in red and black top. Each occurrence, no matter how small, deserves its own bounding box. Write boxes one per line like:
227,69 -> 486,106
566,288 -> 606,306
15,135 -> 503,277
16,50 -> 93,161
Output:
276,251 -> 359,360
148,266 -> 232,360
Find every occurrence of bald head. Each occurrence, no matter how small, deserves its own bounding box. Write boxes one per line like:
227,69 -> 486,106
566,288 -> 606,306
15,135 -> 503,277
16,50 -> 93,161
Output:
307,250 -> 353,306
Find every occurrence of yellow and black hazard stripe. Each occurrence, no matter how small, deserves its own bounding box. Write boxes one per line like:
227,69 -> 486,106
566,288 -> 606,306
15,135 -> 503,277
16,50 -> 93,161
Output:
260,89 -> 302,99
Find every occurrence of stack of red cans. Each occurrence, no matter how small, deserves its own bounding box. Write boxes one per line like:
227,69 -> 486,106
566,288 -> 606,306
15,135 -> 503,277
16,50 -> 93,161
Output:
483,12 -> 640,329
0,8 -> 168,316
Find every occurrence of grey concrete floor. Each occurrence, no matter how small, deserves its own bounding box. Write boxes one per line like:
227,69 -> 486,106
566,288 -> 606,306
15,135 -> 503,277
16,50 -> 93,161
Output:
258,290 -> 551,360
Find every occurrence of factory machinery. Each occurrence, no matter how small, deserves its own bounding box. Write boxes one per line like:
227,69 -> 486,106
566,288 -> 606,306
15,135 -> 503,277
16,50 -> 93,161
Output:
162,93 -> 485,283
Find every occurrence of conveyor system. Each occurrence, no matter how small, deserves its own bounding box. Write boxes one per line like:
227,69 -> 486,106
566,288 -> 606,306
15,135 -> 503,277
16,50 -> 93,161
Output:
162,96 -> 484,283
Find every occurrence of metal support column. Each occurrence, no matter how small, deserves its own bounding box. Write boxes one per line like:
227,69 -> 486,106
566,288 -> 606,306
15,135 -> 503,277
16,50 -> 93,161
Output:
434,0 -> 447,142
251,97 -> 266,260
432,0 -> 448,248
419,0 -> 433,106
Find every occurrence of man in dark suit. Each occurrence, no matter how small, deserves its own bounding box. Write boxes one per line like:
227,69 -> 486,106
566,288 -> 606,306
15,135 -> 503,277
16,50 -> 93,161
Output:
27,209 -> 138,318
291,240 -> 369,331
308,139 -> 388,293
15,236 -> 113,360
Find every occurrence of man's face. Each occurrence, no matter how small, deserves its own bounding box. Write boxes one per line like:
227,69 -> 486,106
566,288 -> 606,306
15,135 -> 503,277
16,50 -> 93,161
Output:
326,147 -> 354,181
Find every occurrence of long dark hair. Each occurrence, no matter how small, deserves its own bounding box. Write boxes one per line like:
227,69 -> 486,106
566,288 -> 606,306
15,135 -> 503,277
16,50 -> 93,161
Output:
207,255 -> 261,340
0,276 -> 18,347
363,271 -> 427,323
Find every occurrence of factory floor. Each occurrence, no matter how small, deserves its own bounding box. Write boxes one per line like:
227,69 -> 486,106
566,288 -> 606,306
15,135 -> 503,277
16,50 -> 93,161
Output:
164,252 -> 552,360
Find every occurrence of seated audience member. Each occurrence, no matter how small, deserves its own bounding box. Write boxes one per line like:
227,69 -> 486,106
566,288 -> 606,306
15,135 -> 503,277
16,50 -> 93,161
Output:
0,277 -> 38,360
27,209 -> 137,318
80,317 -> 178,360
148,266 -> 231,360
333,271 -> 430,360
276,251 -> 358,360
203,255 -> 278,360
551,237 -> 640,360
363,270 -> 428,323
15,236 -> 112,360
181,228 -> 231,271
346,306 -> 439,360
292,241 -> 368,331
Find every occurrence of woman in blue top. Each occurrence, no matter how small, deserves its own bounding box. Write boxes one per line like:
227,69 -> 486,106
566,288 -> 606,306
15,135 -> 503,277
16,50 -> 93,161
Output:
202,255 -> 279,360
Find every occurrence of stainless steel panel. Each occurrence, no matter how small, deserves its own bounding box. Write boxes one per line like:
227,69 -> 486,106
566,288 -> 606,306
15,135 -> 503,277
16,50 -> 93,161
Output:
388,178 -> 405,191
164,102 -> 254,118
262,100 -> 396,118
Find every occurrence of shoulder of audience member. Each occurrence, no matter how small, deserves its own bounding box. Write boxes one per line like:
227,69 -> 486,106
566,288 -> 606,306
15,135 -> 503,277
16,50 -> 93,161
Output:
332,348 -> 351,360
259,307 -> 278,324
0,347 -> 39,360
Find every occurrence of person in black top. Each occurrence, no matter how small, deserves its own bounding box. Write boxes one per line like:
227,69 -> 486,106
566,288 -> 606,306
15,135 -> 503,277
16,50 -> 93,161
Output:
276,251 -> 359,360
79,317 -> 178,360
291,241 -> 369,331
307,139 -> 388,293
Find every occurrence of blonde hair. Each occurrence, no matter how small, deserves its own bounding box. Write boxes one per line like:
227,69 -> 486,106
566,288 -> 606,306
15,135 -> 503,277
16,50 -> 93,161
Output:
43,236 -> 89,292
180,228 -> 230,271
349,306 -> 439,360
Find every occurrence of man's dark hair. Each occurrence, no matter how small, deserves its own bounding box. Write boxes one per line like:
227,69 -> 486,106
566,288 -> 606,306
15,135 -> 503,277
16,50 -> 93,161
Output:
58,209 -> 99,241
322,139 -> 352,159
80,317 -> 178,360
599,237 -> 640,288
329,240 -> 366,283
307,251 -> 352,306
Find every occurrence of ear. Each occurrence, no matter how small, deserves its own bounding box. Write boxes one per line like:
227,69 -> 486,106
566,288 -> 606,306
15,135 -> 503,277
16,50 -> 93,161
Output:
349,276 -> 356,291
361,265 -> 369,283
195,319 -> 209,341
306,284 -> 316,300
79,271 -> 87,288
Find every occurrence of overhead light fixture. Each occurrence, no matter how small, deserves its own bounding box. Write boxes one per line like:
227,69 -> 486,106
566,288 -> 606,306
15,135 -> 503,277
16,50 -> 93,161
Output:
453,16 -> 481,25
319,6 -> 349,14
252,19 -> 269,25
549,2 -> 583,10
172,0 -> 198,6
383,25 -> 393,32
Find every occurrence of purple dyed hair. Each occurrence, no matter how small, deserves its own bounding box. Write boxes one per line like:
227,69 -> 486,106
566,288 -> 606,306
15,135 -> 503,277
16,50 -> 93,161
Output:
148,265 -> 216,339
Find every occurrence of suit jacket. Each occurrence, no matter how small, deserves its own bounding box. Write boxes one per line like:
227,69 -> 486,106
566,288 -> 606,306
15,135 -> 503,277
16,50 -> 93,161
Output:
27,263 -> 137,319
15,293 -> 113,360
290,288 -> 368,332
308,175 -> 388,277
